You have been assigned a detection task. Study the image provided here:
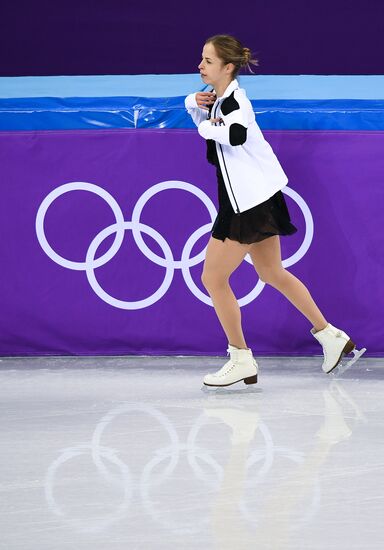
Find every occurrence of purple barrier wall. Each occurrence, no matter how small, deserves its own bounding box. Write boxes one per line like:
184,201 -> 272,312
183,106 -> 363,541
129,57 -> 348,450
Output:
0,129 -> 382,356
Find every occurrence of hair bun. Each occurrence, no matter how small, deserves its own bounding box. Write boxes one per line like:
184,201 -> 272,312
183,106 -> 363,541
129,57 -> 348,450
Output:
242,47 -> 251,65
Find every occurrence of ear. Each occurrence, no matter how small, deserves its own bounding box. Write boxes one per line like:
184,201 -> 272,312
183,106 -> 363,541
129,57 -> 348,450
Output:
225,62 -> 235,75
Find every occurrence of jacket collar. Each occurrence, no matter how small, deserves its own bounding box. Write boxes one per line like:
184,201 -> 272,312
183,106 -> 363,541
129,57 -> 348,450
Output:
216,78 -> 239,100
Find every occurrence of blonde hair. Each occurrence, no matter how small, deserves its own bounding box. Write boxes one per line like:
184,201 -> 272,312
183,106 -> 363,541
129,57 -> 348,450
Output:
205,34 -> 259,78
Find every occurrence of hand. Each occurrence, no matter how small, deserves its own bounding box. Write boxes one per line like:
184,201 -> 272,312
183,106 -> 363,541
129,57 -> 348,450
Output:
210,117 -> 224,125
195,91 -> 216,110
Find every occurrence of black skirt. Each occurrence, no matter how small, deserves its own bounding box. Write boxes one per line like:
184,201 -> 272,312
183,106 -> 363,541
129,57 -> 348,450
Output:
209,144 -> 298,244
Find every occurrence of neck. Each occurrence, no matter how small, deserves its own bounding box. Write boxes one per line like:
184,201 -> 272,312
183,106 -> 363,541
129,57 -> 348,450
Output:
214,78 -> 233,98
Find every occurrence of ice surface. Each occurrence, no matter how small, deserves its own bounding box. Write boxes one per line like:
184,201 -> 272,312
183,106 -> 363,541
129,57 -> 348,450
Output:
0,355 -> 383,550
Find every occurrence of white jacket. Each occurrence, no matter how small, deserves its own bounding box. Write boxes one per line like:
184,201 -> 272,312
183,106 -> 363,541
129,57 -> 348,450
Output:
184,78 -> 288,213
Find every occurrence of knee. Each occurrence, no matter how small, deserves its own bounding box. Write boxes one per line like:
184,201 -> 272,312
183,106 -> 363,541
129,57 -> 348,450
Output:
258,267 -> 286,285
201,270 -> 228,290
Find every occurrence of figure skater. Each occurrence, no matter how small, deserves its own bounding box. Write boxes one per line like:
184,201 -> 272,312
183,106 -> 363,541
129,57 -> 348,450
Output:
184,34 -> 366,388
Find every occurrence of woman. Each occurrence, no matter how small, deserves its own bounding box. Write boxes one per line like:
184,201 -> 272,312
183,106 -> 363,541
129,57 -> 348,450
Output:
184,34 -> 363,387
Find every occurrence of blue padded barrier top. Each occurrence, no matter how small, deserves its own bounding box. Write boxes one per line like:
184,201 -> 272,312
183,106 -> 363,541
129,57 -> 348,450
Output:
1,74 -> 383,131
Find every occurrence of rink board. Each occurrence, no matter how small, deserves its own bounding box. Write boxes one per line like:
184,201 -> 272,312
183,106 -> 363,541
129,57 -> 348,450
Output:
0,128 -> 382,356
0,75 -> 383,355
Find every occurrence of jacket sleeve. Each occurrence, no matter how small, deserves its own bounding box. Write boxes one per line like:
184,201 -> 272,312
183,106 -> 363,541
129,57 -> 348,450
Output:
185,93 -> 209,127
197,91 -> 249,146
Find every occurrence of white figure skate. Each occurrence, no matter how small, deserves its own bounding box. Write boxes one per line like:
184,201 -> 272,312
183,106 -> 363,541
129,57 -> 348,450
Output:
202,344 -> 258,388
310,322 -> 366,375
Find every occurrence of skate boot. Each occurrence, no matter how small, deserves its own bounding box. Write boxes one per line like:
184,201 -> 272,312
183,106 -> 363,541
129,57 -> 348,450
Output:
310,322 -> 366,374
203,344 -> 258,387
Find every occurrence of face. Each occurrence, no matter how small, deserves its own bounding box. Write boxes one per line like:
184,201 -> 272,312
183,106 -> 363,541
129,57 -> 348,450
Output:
198,42 -> 233,88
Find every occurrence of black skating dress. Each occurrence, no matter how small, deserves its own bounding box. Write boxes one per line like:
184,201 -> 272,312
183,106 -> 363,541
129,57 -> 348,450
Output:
206,138 -> 298,245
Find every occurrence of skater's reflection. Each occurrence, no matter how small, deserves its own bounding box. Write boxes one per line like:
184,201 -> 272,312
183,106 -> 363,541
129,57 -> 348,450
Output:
205,380 -> 363,549
43,380 -> 363,542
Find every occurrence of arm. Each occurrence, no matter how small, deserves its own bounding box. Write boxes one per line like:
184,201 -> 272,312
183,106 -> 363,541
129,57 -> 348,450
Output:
185,92 -> 209,127
197,90 -> 248,146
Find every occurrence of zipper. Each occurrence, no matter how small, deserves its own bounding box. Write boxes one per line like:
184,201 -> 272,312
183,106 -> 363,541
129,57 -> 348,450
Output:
214,101 -> 241,215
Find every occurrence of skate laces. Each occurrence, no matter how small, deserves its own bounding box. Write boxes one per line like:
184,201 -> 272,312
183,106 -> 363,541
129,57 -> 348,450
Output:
211,347 -> 257,378
215,358 -> 235,377
212,348 -> 236,377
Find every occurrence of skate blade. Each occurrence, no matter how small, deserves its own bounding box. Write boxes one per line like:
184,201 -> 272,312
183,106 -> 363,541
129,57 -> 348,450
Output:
201,384 -> 260,395
330,347 -> 367,377
201,382 -> 241,393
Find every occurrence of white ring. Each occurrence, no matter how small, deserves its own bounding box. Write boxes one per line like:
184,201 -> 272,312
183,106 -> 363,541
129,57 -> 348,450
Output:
35,182 -> 125,271
85,221 -> 174,310
281,186 -> 314,267
131,180 -> 217,268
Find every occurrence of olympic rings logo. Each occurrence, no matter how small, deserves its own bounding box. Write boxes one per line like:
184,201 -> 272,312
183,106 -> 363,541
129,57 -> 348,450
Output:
35,181 -> 314,310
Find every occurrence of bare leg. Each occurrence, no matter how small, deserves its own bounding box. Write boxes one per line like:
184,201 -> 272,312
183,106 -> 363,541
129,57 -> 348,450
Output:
201,236 -> 251,349
249,235 -> 328,332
